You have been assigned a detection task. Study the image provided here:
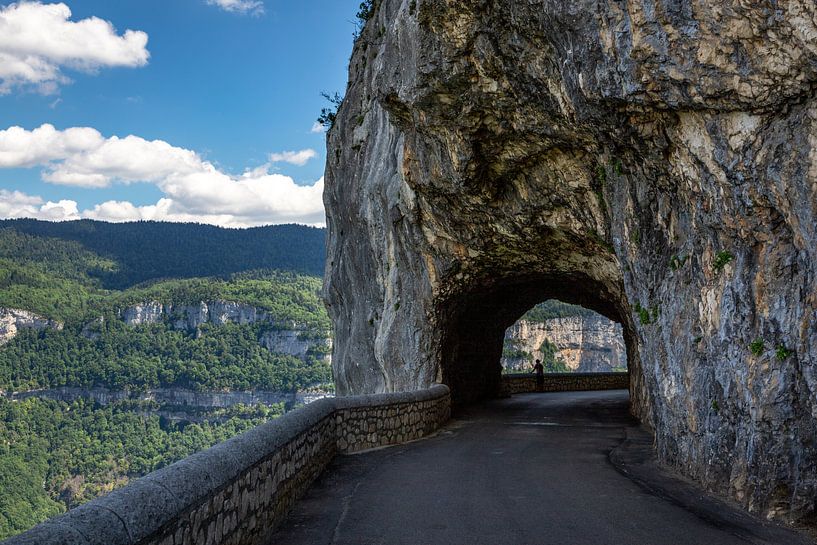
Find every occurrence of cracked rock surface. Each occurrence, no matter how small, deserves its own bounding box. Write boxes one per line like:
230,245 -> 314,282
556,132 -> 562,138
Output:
323,0 -> 817,524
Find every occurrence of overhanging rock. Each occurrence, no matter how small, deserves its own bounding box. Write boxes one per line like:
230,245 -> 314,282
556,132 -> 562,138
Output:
323,0 -> 817,524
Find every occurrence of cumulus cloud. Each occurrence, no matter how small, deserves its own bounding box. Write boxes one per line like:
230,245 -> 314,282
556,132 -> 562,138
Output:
310,121 -> 326,134
0,2 -> 149,94
0,189 -> 80,221
268,149 -> 317,166
0,124 -> 326,227
206,0 -> 264,16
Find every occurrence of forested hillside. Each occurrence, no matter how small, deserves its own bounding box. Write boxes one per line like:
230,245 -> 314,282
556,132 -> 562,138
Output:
0,220 -> 330,538
0,219 -> 325,289
520,300 -> 598,322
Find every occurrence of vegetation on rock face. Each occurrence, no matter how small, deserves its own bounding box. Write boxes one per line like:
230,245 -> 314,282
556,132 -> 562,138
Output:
712,250 -> 735,273
539,339 -> 569,373
353,0 -> 377,39
0,221 -> 330,538
634,303 -> 651,325
669,255 -> 687,271
776,344 -> 794,361
501,339 -> 532,366
317,92 -> 344,129
749,338 -> 765,356
356,0 -> 376,23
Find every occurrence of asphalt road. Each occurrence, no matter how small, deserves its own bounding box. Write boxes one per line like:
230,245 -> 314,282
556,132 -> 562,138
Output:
268,391 -> 812,545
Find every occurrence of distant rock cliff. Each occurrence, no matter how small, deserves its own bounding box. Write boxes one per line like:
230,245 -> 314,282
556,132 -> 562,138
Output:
115,301 -> 331,361
121,300 -> 270,329
502,316 -> 626,373
0,308 -> 62,345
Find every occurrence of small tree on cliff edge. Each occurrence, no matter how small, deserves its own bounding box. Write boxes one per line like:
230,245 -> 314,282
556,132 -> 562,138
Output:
353,1 -> 377,39
317,92 -> 343,130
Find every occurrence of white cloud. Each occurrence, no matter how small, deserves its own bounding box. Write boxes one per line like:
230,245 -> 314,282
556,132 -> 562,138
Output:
268,149 -> 317,166
0,124 -> 326,227
0,2 -> 149,94
0,189 -> 80,221
310,121 -> 326,134
206,0 -> 264,16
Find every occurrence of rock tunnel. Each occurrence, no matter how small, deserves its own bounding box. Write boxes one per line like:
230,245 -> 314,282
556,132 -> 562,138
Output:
323,0 -> 817,525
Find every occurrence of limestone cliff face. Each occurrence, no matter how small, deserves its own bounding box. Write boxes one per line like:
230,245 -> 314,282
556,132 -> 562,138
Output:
324,0 -> 817,523
0,308 -> 62,345
502,316 -> 626,372
117,301 -> 331,361
121,301 -> 269,329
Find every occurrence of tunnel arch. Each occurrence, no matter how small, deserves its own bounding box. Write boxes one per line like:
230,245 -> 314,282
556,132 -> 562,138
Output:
437,270 -> 640,409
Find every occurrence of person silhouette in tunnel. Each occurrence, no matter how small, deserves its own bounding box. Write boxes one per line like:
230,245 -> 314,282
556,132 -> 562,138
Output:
533,359 -> 544,392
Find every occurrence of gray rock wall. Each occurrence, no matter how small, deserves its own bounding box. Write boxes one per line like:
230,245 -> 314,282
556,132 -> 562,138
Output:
0,308 -> 62,345
1,385 -> 451,545
323,0 -> 817,524
120,301 -> 270,329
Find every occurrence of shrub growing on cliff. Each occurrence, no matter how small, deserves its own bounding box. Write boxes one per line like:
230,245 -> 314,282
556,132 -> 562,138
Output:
776,344 -> 793,361
669,255 -> 687,271
712,251 -> 734,273
749,338 -> 765,356
356,0 -> 376,23
634,302 -> 651,325
353,1 -> 377,40
317,92 -> 343,129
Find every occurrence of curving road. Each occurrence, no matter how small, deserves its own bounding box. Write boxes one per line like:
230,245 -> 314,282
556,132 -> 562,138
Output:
268,391 -> 812,545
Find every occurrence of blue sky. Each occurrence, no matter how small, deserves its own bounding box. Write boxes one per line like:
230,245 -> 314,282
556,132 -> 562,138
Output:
0,0 -> 360,226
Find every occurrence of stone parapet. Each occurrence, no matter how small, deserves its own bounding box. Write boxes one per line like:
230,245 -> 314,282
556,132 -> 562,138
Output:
3,385 -> 450,545
502,373 -> 629,395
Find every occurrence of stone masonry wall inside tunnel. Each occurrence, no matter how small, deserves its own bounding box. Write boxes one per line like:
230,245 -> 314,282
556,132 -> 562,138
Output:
323,0 -> 817,525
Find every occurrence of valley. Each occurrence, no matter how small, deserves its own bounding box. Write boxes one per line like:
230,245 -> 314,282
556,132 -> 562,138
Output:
0,219 -> 330,538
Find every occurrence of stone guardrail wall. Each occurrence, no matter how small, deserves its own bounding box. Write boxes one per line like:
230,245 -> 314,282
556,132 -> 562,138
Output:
4,385 -> 451,545
502,372 -> 629,395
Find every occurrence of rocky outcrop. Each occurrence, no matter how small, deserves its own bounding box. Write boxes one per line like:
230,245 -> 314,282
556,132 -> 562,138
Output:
120,300 -> 270,329
259,330 -> 332,362
502,316 -> 626,372
0,308 -> 62,345
116,301 -> 331,361
324,0 -> 817,524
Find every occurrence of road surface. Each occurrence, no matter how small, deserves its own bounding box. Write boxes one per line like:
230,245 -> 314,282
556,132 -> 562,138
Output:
268,390 -> 811,545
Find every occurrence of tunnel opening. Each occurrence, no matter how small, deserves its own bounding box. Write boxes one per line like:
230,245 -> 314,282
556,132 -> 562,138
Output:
501,299 -> 628,375
438,271 -> 638,408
